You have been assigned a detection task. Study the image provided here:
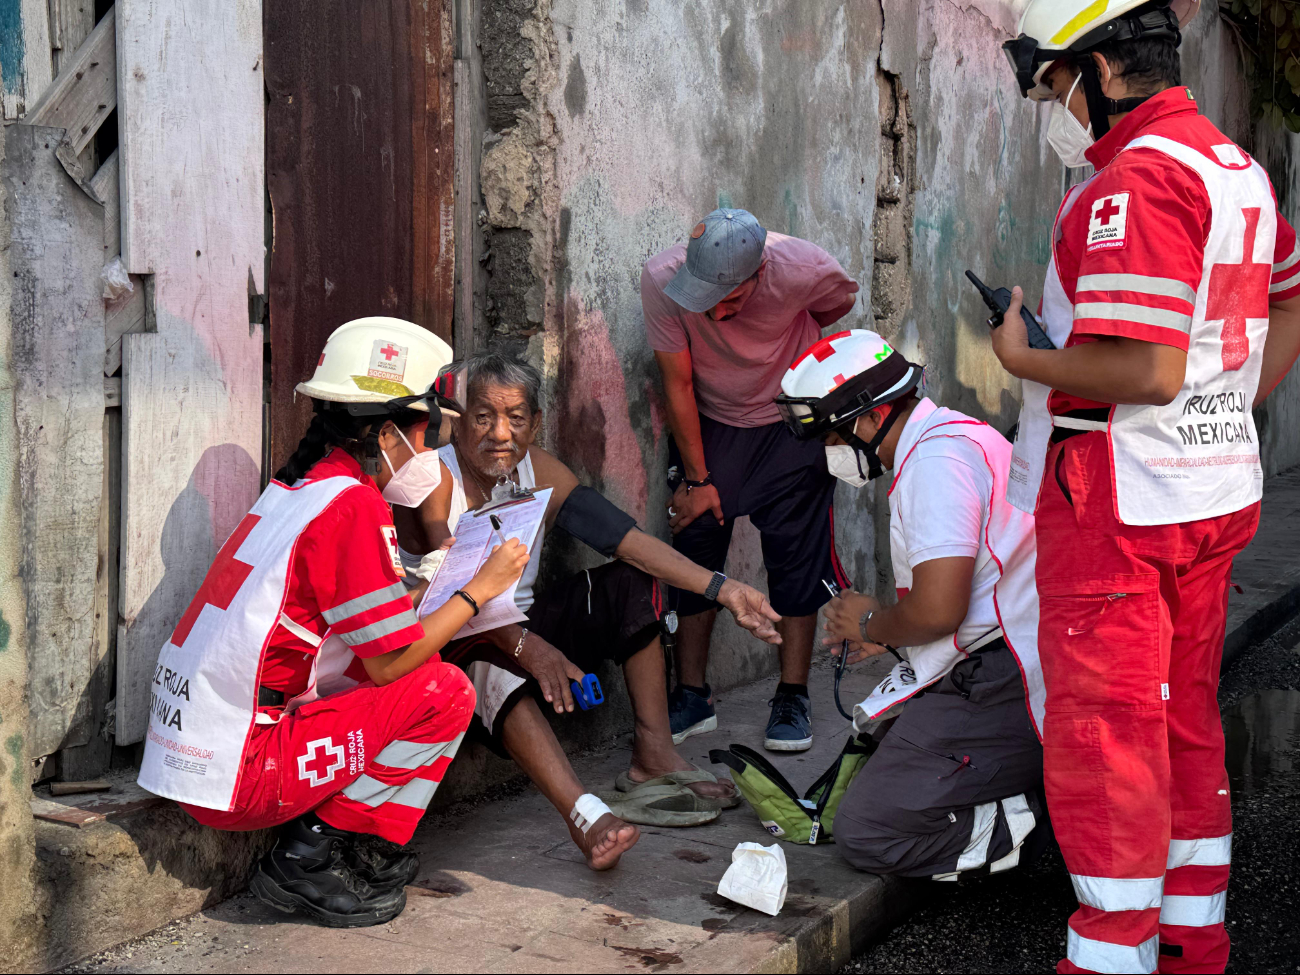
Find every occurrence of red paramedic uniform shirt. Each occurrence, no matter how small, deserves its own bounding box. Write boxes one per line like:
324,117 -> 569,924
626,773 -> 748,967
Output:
1048,87 -> 1300,415
258,448 -> 425,694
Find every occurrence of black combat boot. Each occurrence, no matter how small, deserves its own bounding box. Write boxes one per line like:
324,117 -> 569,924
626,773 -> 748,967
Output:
250,815 -> 407,927
291,812 -> 420,889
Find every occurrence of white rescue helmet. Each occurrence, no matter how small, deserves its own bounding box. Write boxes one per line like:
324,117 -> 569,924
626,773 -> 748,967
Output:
1005,0 -> 1200,101
775,329 -> 923,443
296,316 -> 455,417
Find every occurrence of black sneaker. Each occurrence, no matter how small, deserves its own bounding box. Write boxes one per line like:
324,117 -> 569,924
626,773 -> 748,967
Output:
764,685 -> 813,752
668,683 -> 717,745
250,816 -> 407,927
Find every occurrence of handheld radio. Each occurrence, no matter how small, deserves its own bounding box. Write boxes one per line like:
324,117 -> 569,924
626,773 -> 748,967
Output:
964,270 -> 1056,351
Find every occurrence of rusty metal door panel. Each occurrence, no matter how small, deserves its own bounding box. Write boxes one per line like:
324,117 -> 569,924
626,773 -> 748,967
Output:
265,0 -> 454,474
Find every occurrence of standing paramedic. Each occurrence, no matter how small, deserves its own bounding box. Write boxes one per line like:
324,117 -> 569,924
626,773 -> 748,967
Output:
137,318 -> 528,928
643,208 -> 859,752
998,2 -> 1300,972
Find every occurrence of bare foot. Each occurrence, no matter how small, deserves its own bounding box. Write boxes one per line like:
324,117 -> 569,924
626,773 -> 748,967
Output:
567,812 -> 639,870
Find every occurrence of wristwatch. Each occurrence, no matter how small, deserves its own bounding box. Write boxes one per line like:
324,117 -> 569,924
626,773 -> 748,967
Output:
859,610 -> 875,644
704,571 -> 727,603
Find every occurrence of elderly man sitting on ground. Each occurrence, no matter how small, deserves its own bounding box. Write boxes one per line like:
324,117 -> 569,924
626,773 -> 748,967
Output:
391,352 -> 781,870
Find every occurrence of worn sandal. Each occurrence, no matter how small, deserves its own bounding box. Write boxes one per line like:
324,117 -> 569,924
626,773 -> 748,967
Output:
596,782 -> 721,827
616,766 -> 742,809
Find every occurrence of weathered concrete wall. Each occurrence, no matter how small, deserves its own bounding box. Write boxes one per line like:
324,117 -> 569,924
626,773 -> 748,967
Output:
473,0 -> 1300,695
0,119 -> 41,974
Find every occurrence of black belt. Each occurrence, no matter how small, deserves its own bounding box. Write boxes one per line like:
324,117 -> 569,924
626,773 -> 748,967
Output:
257,686 -> 286,708
1050,408 -> 1110,445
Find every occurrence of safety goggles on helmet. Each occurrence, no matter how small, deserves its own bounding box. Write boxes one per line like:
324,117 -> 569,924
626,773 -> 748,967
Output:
775,343 -> 922,443
1005,0 -> 1194,104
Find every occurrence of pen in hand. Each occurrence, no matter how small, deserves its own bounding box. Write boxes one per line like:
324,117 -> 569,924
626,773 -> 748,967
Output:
488,514 -> 510,549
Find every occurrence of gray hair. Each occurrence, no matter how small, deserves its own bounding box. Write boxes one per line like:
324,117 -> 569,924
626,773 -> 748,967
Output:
464,351 -> 543,414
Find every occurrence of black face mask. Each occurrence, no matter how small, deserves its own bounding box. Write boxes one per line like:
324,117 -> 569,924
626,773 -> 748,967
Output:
842,403 -> 907,481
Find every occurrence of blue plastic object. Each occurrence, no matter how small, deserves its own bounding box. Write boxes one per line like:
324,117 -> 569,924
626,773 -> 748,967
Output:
571,673 -> 604,710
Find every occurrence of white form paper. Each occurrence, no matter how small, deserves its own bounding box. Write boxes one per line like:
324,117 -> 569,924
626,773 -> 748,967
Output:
416,488 -> 552,639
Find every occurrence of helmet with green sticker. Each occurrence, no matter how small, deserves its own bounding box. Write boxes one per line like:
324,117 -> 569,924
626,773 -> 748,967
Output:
295,316 -> 457,418
775,329 -> 923,443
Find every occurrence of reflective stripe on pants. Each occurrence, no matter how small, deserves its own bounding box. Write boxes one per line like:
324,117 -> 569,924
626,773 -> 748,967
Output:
1037,434 -> 1255,974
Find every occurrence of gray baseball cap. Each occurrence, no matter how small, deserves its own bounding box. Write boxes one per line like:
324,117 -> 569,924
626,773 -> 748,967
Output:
663,209 -> 768,313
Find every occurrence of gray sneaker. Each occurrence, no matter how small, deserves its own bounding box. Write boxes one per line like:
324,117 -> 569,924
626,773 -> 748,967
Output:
764,686 -> 813,752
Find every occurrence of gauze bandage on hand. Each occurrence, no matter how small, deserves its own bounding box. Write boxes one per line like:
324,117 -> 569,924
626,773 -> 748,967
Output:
417,548 -> 447,582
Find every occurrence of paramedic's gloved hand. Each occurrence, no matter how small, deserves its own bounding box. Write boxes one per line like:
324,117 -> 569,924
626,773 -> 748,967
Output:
667,481 -> 724,534
516,632 -> 586,714
717,580 -> 782,645
473,539 -> 530,598
990,285 -> 1031,378
823,592 -> 891,663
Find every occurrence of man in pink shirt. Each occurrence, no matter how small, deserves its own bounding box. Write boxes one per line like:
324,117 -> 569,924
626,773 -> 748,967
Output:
642,208 -> 859,751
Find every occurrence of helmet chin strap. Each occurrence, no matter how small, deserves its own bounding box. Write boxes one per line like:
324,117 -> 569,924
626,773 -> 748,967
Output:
844,403 -> 906,481
1078,55 -> 1151,140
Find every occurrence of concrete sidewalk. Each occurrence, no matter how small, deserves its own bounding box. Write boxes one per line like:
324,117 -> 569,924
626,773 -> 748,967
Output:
65,653 -> 914,975
56,467 -> 1300,975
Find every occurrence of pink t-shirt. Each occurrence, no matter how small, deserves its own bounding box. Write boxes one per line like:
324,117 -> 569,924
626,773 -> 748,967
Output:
641,232 -> 860,427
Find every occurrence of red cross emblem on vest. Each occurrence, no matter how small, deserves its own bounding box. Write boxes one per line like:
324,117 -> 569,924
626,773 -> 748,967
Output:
1206,207 -> 1270,372
170,514 -> 261,648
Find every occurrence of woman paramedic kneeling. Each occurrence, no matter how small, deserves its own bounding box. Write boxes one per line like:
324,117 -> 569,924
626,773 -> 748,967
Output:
137,318 -> 528,928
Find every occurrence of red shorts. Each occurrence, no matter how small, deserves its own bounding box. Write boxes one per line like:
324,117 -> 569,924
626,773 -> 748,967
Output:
184,659 -> 474,845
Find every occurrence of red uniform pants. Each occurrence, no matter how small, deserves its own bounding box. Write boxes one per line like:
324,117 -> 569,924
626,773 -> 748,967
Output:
184,659 -> 474,845
1037,433 -> 1258,975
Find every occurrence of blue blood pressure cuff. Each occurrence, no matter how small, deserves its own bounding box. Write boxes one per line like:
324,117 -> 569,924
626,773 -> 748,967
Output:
555,485 -> 637,557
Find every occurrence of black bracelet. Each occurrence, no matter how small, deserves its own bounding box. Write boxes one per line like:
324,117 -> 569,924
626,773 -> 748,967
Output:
685,472 -> 713,492
704,571 -> 727,603
452,589 -> 479,615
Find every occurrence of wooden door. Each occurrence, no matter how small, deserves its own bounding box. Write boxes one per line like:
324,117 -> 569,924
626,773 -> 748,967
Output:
265,0 -> 455,474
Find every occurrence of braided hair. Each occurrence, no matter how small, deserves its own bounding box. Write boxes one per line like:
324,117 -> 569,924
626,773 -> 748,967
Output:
274,400 -> 437,485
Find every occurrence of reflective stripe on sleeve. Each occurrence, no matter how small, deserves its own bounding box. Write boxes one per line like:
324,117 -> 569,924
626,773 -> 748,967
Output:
1272,240 -> 1300,275
1167,833 -> 1232,870
1076,273 -> 1197,305
1070,874 -> 1164,912
955,801 -> 997,872
322,582 -> 410,625
1067,929 -> 1158,975
1270,266 -> 1300,295
336,607 -> 420,647
387,776 -> 440,810
1073,301 -> 1193,334
1160,891 -> 1227,927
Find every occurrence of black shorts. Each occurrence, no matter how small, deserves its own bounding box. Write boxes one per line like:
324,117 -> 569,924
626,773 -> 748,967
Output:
441,561 -> 663,751
668,414 -> 849,618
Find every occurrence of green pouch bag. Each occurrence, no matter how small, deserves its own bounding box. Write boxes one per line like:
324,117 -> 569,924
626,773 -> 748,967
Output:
709,735 -> 875,845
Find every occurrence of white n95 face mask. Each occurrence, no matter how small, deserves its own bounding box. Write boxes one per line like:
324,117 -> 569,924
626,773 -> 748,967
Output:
1047,73 -> 1093,169
826,445 -> 870,488
381,427 -> 443,507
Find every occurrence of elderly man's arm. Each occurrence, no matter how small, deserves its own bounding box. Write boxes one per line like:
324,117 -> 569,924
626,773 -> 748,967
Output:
530,448 -> 782,644
615,529 -> 782,644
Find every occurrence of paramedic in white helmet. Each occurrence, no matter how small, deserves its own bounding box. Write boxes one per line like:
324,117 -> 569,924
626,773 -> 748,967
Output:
996,2 -> 1300,972
137,317 -> 529,928
774,330 -> 1048,880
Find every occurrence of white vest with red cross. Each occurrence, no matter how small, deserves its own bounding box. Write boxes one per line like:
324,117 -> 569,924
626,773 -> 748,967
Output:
138,477 -> 362,810
1009,135 -> 1273,525
854,403 -> 1045,736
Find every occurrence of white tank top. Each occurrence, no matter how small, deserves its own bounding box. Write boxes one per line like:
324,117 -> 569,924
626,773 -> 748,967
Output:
438,444 -> 544,613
